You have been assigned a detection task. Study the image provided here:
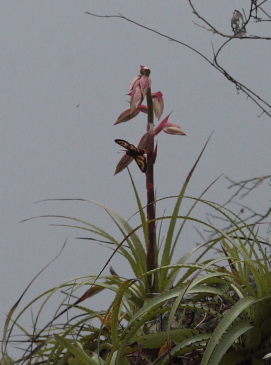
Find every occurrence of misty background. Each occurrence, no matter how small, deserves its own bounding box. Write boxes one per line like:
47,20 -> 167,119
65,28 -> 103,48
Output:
1,1 -> 270,356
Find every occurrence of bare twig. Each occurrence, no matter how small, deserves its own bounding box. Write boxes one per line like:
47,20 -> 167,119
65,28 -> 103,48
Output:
85,11 -> 271,118
188,0 -> 271,39
224,175 -> 271,204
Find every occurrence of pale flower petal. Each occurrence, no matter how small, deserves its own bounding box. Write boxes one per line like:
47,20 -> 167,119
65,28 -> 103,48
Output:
130,86 -> 143,112
152,91 -> 164,120
114,108 -> 140,125
140,75 -> 152,97
129,76 -> 140,91
163,123 -> 186,135
114,105 -> 148,125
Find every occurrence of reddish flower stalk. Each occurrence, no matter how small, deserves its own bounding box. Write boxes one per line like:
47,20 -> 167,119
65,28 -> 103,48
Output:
145,87 -> 158,294
114,66 -> 186,294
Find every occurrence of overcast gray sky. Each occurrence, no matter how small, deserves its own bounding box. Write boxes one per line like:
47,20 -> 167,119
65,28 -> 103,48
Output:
1,1 -> 271,357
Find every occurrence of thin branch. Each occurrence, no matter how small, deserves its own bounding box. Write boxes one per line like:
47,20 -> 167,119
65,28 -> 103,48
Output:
85,11 -> 271,118
188,0 -> 271,39
224,175 -> 271,205
85,12 -> 216,66
213,38 -> 271,114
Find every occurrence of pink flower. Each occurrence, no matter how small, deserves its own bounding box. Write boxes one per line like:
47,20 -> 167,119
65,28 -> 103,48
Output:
138,104 -> 148,114
154,113 -> 171,135
154,112 -> 186,136
129,76 -> 140,91
129,66 -> 151,112
114,105 -> 148,125
140,75 -> 152,98
162,123 -> 186,135
114,108 -> 140,125
138,127 -> 154,154
130,86 -> 143,112
152,91 -> 164,120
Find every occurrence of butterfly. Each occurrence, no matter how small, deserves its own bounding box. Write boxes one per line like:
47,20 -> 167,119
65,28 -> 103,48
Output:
115,139 -> 147,173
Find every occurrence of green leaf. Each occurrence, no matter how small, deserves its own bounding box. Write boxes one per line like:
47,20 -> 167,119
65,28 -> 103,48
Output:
160,134 -> 213,288
53,334 -> 100,365
129,328 -> 200,350
110,279 -> 137,343
160,333 -> 211,365
218,350 -> 248,365
201,296 -> 256,365
209,320 -> 253,365
244,326 -> 262,352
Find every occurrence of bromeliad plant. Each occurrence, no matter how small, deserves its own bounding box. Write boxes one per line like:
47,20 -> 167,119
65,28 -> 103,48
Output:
3,67 -> 271,365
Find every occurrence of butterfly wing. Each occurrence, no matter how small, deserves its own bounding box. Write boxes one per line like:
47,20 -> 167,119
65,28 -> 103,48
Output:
134,154 -> 147,173
115,139 -> 139,157
115,139 -> 137,151
115,139 -> 147,173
